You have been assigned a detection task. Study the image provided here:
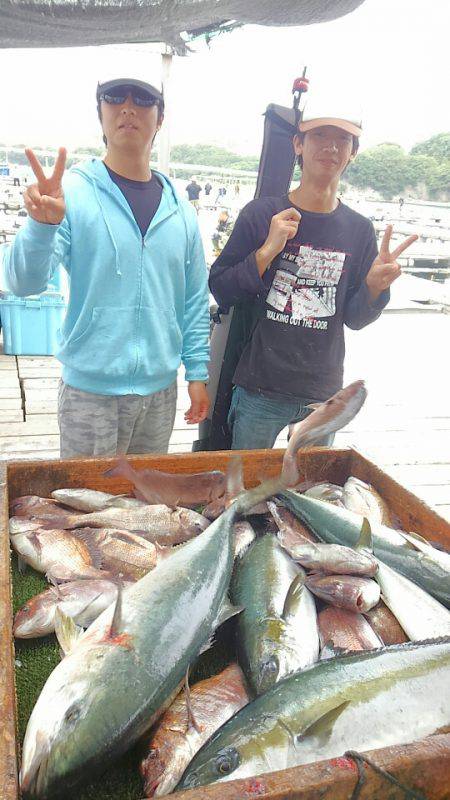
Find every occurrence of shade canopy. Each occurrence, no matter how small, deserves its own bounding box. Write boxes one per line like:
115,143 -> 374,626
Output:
1,0 -> 366,52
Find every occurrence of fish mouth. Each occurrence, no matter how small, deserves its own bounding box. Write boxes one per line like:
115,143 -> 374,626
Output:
20,747 -> 51,799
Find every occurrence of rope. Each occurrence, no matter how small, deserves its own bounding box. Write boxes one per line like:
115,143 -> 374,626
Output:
344,750 -> 427,800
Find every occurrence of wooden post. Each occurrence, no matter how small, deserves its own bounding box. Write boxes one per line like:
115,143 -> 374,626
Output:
158,50 -> 173,175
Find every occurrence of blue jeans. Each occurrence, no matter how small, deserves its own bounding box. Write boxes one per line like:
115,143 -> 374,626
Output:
228,385 -> 335,450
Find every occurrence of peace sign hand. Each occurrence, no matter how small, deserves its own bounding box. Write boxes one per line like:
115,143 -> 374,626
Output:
365,225 -> 418,301
23,147 -> 67,225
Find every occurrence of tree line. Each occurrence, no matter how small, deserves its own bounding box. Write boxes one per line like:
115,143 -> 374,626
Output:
1,133 -> 449,201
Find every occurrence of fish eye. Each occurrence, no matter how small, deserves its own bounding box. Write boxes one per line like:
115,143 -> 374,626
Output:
214,747 -> 240,776
64,703 -> 81,724
261,656 -> 279,676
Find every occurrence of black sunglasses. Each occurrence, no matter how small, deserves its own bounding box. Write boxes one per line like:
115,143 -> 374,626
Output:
99,85 -> 159,108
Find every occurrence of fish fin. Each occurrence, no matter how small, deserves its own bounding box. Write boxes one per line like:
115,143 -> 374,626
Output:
225,455 -> 245,499
54,607 -> 84,656
233,476 -> 282,515
282,572 -> 306,622
75,591 -> 104,620
298,701 -> 351,746
70,529 -> 105,570
320,639 -> 349,660
109,582 -> 124,639
184,665 -> 202,733
104,494 -> 129,507
133,488 -> 150,503
104,456 -> 134,481
276,717 -> 299,766
31,513 -> 75,531
17,555 -> 28,575
306,402 -> 322,411
199,633 -> 216,655
356,518 -> 373,553
47,573 -> 63,598
213,596 -> 243,629
398,530 -> 435,554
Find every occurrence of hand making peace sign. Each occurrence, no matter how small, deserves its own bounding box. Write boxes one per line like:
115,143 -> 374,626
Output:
23,147 -> 67,225
366,225 -> 418,301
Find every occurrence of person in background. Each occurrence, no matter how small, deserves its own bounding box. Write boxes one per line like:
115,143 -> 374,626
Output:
1,77 -> 210,458
209,108 -> 418,450
186,176 -> 202,213
204,181 -> 213,196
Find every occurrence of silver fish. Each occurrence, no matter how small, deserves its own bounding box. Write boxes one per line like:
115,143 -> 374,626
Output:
104,456 -> 226,509
375,560 -> 450,641
33,504 -> 210,545
10,528 -> 106,581
342,476 -> 393,526
19,478 -> 280,799
305,573 -> 380,613
267,501 -> 317,550
281,381 -> 367,486
288,542 -> 378,576
177,639 -> 450,790
318,606 -> 384,658
73,528 -> 166,581
232,521 -> 256,559
51,488 -> 145,513
231,534 -> 319,695
10,495 -> 75,519
14,579 -> 130,639
140,664 -> 250,797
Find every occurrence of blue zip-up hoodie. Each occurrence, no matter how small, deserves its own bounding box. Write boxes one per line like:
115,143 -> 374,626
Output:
1,159 -> 209,395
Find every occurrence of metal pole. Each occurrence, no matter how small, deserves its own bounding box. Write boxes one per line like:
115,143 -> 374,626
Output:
158,50 -> 173,175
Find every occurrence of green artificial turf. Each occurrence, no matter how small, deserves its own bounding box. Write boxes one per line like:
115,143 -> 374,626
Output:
11,553 -> 236,800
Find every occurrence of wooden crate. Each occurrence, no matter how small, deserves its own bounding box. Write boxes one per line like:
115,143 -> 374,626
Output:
1,448 -> 449,800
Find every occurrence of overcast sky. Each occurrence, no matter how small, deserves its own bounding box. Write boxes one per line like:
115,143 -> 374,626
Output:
0,0 -> 449,156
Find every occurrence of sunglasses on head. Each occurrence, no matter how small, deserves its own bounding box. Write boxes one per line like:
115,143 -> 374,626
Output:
99,85 -> 159,108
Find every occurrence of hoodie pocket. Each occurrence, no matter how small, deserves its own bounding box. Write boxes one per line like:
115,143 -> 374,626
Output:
61,307 -> 139,378
60,305 -> 183,381
138,305 -> 182,377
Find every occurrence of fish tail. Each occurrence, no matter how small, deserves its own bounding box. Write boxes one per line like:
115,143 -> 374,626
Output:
233,476 -> 282,516
104,455 -> 135,481
225,455 -> 245,499
280,453 -> 301,488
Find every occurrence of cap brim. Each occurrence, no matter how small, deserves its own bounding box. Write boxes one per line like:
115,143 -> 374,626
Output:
97,78 -> 163,104
299,117 -> 362,137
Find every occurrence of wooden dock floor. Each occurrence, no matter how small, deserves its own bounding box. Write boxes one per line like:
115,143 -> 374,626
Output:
0,308 -> 449,521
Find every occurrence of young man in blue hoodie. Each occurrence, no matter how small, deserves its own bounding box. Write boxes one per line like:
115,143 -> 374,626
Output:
2,78 -> 210,458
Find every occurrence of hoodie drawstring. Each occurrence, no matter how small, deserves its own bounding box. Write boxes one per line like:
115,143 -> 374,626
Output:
92,181 -> 122,277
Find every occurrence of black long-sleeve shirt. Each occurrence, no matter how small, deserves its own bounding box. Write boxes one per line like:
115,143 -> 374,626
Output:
209,196 -> 388,402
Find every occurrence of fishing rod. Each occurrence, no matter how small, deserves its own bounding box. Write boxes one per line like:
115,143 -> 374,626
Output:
292,66 -> 309,127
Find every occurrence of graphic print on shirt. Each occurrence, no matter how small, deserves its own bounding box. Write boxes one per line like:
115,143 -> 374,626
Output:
266,243 -> 347,331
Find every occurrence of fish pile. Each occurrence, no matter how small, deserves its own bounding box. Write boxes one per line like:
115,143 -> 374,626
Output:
10,380 -> 450,799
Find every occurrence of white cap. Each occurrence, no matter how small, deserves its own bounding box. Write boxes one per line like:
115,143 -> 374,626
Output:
299,100 -> 362,137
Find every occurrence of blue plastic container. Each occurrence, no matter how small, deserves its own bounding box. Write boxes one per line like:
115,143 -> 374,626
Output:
0,292 -> 67,356
47,267 -> 65,294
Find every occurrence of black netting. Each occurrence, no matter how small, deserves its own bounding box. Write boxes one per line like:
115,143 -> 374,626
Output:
0,0 -> 365,51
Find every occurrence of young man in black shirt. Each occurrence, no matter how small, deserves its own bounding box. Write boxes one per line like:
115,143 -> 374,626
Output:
209,111 -> 417,450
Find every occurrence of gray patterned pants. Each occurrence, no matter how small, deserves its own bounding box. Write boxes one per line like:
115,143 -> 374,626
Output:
58,380 -> 177,459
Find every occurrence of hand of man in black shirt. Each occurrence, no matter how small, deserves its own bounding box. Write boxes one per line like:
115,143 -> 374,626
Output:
255,208 -> 301,277
365,224 -> 418,301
